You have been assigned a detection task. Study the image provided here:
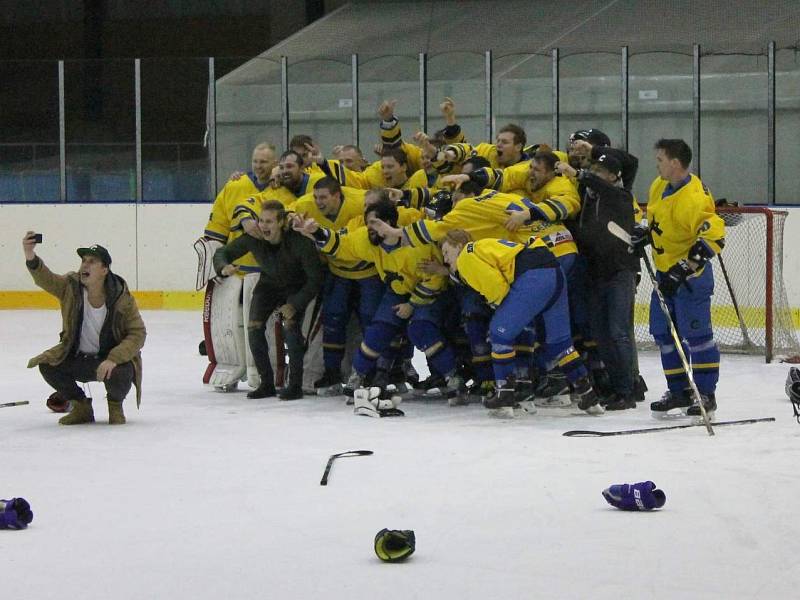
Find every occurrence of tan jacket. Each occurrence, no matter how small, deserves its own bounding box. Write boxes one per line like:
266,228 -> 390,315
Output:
26,257 -> 146,406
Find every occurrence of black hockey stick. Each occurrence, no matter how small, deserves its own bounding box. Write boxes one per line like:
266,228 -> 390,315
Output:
320,450 -> 373,486
564,417 -> 775,437
0,401 -> 30,408
608,221 -> 714,435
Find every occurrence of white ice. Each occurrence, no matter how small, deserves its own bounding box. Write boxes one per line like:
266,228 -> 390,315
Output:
3,310 -> 800,600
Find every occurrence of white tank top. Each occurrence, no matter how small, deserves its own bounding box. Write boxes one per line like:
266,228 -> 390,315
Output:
78,289 -> 108,355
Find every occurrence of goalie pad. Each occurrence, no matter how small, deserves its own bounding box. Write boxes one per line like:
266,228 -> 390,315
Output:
202,277 -> 247,390
354,386 -> 404,418
268,296 -> 325,391
193,237 -> 223,291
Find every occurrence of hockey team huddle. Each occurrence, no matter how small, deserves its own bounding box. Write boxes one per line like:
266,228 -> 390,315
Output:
200,97 -> 726,420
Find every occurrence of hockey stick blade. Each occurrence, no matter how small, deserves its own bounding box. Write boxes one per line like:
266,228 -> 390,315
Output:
563,417 -> 775,437
607,220 -> 632,246
0,401 -> 30,408
320,450 -> 373,486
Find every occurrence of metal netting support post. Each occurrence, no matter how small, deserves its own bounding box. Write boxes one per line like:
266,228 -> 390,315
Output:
765,209 -> 775,363
693,44 -> 701,178
767,42 -> 776,207
419,53 -> 427,134
58,60 -> 66,203
621,46 -> 629,151
485,50 -> 493,142
281,56 -> 289,149
134,59 -> 142,203
208,57 -> 217,197
351,54 -> 359,147
552,48 -> 559,148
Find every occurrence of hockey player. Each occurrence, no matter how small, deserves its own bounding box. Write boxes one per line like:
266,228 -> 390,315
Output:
441,124 -> 529,170
197,143 -> 278,391
23,235 -> 145,425
292,197 -> 456,399
439,231 -> 602,417
636,139 -> 725,419
213,201 -> 324,400
290,178 -> 382,394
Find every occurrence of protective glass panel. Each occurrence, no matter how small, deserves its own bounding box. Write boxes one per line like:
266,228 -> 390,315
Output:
629,52 -> 693,204
141,58 -> 211,202
776,49 -> 800,205
559,52 -> 622,152
64,59 -> 136,202
215,57 -> 282,193
427,52 -> 486,144
0,60 -> 60,202
700,53 -> 768,205
288,58 -> 352,154
359,54 -> 419,164
494,53 -> 553,148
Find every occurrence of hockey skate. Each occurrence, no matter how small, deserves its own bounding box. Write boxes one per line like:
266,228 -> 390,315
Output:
650,389 -> 693,419
533,372 -> 571,408
687,393 -> 717,422
572,378 -> 604,415
314,368 -> 343,397
343,371 -> 366,404
460,380 -> 494,407
483,387 -> 517,419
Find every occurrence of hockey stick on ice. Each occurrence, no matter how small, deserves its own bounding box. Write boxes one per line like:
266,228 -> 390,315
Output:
563,417 -> 775,437
320,450 -> 373,486
0,401 -> 29,408
608,220 -> 714,435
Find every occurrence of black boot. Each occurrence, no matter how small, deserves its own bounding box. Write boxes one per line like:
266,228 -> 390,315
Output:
604,394 -> 636,411
314,367 -> 343,396
279,366 -> 304,401
247,381 -> 277,399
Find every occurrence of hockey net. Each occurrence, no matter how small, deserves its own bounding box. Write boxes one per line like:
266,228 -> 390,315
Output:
634,206 -> 800,363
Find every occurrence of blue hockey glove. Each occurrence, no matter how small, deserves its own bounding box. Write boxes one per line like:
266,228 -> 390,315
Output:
602,481 -> 666,511
659,260 -> 695,297
0,498 -> 34,529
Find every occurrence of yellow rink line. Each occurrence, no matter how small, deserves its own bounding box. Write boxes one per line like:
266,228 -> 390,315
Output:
2,291 -> 800,329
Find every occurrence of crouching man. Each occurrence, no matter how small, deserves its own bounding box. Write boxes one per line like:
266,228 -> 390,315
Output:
23,232 -> 145,425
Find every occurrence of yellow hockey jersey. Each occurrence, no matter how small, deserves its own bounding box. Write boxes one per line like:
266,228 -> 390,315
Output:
646,174 -> 725,273
204,173 -> 270,272
455,237 -> 553,307
318,226 -> 447,305
380,117 -> 465,174
401,190 -> 538,247
344,206 -> 425,232
232,172 -> 323,232
290,187 -> 375,280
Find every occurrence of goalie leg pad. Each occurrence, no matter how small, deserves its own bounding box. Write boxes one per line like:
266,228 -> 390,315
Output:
204,277 -> 247,389
193,238 -> 223,291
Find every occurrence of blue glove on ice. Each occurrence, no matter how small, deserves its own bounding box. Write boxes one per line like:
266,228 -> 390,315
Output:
602,481 -> 666,511
0,498 -> 34,529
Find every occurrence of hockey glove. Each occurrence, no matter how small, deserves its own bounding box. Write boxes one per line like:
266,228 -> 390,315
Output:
630,224 -> 651,256
374,528 -> 416,562
658,260 -> 695,297
0,498 -> 34,529
786,367 -> 800,423
602,481 -> 666,511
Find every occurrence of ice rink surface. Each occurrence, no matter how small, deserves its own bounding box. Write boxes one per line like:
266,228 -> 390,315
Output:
3,310 -> 800,600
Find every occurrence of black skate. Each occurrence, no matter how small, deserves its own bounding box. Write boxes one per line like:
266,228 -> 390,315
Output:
482,387 -> 517,418
650,389 -> 693,419
573,378 -> 604,415
687,393 -> 717,421
533,372 -> 571,408
314,367 -> 343,397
